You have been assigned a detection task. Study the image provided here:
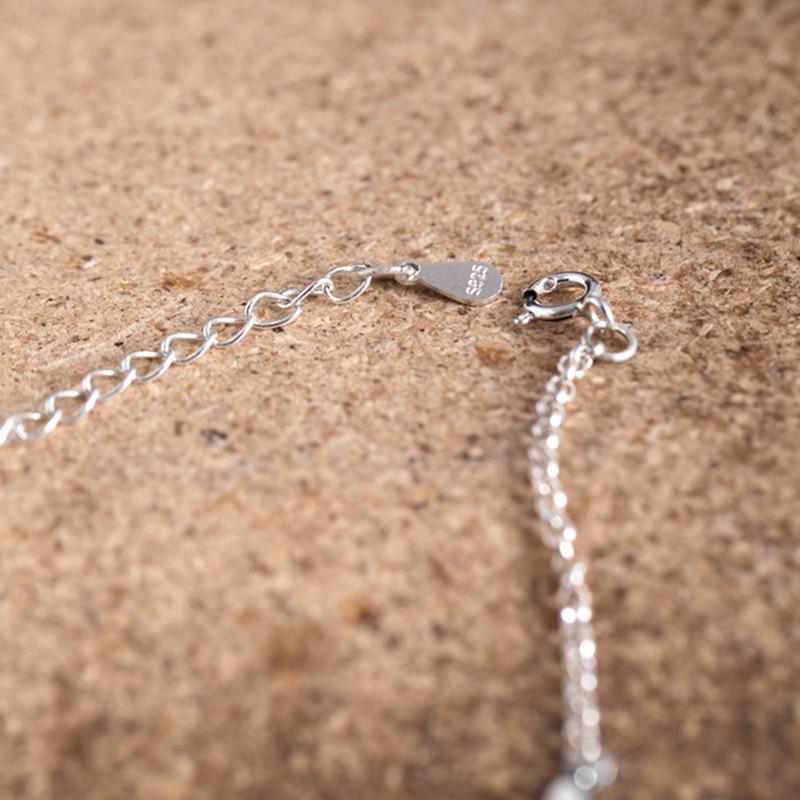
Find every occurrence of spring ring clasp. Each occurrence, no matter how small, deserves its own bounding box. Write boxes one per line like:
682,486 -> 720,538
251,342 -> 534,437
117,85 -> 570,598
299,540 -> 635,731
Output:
518,270 -> 637,362
521,271 -> 600,321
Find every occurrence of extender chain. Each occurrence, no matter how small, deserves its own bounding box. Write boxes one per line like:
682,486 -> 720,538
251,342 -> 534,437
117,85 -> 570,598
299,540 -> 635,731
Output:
0,262 -> 389,445
1,258 -> 637,799
0,259 -> 490,446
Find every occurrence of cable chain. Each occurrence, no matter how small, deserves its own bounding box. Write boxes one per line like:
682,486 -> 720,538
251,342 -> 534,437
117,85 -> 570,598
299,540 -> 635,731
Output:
0,264 -> 374,446
530,323 -> 629,795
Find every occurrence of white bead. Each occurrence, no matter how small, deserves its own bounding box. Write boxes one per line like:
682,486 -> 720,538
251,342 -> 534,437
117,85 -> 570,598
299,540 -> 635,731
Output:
541,775 -> 591,800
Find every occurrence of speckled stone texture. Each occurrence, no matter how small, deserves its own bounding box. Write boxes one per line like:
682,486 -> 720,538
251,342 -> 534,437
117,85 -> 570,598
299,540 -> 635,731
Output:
0,1 -> 798,798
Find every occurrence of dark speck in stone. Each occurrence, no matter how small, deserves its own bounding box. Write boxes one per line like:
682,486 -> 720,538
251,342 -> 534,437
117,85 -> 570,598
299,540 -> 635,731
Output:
200,428 -> 228,444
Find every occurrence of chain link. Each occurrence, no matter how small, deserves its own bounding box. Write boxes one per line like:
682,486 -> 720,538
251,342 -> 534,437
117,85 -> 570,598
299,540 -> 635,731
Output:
0,263 -> 375,447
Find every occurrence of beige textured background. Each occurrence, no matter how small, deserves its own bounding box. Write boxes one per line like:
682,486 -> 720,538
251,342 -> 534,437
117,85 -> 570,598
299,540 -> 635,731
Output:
1,1 -> 799,798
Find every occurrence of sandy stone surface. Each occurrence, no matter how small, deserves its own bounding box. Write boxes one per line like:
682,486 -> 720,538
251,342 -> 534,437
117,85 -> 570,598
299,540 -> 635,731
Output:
0,1 -> 798,798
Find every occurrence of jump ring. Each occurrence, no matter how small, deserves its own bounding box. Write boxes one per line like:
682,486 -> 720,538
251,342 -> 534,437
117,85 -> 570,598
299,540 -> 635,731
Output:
582,320 -> 637,363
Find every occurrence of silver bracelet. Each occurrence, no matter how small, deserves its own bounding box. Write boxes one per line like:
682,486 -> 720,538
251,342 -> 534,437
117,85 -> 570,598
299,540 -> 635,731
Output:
0,258 -> 637,799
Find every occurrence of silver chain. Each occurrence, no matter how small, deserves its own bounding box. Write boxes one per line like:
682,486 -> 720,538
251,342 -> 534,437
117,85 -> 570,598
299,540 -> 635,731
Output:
1,259 -> 635,797
518,272 -> 637,799
0,262 -> 415,447
0,258 -> 504,447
